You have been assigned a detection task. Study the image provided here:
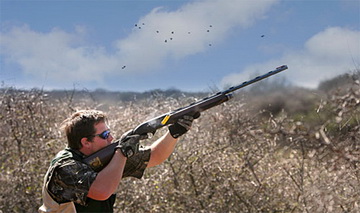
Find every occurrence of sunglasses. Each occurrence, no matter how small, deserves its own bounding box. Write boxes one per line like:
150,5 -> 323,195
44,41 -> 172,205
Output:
93,130 -> 111,139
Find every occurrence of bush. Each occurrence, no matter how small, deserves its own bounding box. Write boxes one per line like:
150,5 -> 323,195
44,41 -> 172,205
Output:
0,79 -> 359,212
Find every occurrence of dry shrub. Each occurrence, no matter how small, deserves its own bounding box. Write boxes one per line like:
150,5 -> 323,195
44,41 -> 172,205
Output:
0,81 -> 359,212
0,88 -> 67,211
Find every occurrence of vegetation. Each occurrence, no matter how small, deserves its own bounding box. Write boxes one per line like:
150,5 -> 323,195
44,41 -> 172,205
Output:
0,72 -> 359,212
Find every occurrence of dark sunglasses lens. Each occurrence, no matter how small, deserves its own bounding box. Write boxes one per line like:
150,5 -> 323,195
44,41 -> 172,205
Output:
100,130 -> 110,139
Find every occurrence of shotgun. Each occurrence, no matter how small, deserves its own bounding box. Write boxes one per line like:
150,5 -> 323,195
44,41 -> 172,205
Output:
84,65 -> 288,172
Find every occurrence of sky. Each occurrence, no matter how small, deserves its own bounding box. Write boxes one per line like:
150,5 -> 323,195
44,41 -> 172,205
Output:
0,0 -> 359,92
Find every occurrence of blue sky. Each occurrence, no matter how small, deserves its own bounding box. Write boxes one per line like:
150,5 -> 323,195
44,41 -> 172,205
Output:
1,0 -> 359,92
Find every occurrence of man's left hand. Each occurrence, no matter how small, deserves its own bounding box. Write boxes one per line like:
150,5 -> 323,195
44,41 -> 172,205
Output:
168,113 -> 200,138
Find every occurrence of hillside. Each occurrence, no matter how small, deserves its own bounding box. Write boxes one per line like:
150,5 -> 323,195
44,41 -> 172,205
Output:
0,72 -> 359,212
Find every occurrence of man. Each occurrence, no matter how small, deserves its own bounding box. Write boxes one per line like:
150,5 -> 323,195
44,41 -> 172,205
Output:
39,109 -> 197,212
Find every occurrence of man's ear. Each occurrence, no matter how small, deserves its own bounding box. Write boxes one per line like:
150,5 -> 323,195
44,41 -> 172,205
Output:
80,137 -> 92,148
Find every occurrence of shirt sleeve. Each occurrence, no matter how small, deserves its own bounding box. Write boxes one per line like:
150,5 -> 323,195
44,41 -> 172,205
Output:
122,146 -> 151,179
48,158 -> 97,206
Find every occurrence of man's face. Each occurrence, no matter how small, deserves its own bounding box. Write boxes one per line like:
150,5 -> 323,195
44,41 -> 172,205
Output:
88,121 -> 113,154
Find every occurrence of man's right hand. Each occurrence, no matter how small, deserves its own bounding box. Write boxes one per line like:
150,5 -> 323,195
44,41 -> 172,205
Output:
116,132 -> 141,158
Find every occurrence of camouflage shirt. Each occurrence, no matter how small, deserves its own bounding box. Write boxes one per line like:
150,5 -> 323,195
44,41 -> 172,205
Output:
46,147 -> 151,206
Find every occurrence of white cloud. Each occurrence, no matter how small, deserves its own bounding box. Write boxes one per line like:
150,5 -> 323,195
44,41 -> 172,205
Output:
0,0 -> 279,84
0,25 -> 120,83
115,0 -> 279,70
221,27 -> 360,89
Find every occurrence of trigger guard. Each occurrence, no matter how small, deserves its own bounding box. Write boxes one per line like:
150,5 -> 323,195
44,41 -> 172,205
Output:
139,133 -> 150,140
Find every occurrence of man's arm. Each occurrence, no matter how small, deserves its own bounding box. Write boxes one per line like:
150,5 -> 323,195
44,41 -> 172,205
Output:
147,131 -> 178,168
87,150 -> 127,200
147,115 -> 196,167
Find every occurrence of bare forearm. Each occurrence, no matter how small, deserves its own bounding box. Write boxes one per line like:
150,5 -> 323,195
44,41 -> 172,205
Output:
148,131 -> 178,167
88,150 -> 126,200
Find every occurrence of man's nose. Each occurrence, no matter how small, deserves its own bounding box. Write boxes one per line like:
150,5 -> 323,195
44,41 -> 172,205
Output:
108,134 -> 114,142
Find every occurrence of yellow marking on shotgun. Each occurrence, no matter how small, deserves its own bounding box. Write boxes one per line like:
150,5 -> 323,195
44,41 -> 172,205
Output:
161,115 -> 170,125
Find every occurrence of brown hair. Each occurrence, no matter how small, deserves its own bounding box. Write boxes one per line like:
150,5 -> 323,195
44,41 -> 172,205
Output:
61,110 -> 107,150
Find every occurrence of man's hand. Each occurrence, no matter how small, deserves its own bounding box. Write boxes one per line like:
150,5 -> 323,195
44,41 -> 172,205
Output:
168,113 -> 200,138
116,132 -> 141,158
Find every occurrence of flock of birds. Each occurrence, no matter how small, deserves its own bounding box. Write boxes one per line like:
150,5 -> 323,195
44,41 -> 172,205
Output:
134,22 -> 214,45
120,22 -> 265,70
120,22 -> 215,70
